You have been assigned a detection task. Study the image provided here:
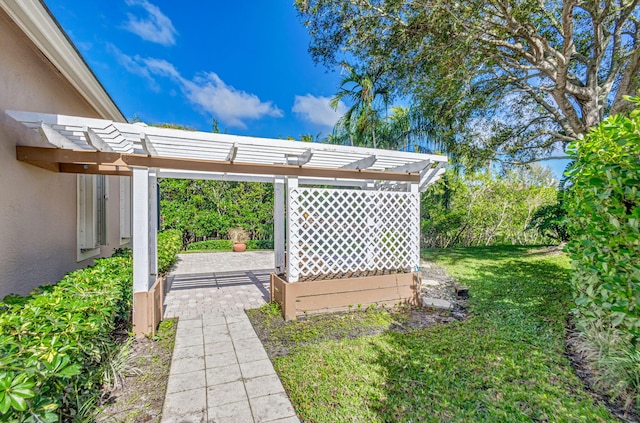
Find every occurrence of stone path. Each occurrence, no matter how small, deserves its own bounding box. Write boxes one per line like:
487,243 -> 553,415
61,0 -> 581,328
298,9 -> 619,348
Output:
161,252 -> 300,423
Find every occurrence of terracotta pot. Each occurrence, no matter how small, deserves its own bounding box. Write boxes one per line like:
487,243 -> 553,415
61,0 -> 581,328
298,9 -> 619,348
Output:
233,242 -> 247,252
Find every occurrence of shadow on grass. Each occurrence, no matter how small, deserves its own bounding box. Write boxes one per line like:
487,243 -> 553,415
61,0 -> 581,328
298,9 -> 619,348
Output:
363,250 -> 615,422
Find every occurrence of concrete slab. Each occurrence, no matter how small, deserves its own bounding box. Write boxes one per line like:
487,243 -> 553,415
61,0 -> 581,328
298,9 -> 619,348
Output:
240,359 -> 277,379
170,356 -> 206,375
249,393 -> 298,423
421,296 -> 453,310
208,400 -> 254,423
173,344 -> 205,360
206,381 -> 247,406
244,374 -> 286,399
206,364 -> 242,385
163,387 -> 207,418
166,370 -> 207,394
205,351 -> 238,369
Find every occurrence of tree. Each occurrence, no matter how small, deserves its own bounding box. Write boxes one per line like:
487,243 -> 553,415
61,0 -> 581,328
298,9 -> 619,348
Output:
421,165 -> 558,247
381,106 -> 444,153
296,0 -> 640,165
330,64 -> 389,148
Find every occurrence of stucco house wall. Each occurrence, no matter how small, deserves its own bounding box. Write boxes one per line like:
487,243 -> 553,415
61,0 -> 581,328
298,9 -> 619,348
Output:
0,6 -> 129,298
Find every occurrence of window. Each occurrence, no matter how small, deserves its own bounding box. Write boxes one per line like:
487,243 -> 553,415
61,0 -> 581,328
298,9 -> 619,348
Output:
77,174 -> 107,260
120,176 -> 132,244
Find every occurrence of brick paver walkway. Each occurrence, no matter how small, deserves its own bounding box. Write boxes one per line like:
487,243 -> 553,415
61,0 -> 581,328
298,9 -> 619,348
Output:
161,252 -> 300,423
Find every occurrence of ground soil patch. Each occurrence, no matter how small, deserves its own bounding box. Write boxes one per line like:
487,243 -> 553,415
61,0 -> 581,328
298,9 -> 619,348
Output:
247,303 -> 465,359
96,319 -> 176,422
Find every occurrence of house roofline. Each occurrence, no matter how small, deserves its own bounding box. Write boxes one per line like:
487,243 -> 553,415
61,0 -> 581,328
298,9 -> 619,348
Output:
0,0 -> 126,122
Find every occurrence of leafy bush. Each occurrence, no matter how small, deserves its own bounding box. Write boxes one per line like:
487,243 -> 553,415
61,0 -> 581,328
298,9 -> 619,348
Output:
160,179 -> 274,244
0,256 -> 133,422
188,239 -> 233,251
527,168 -> 571,243
188,239 -> 274,251
246,239 -> 274,250
421,165 -> 558,247
157,229 -> 182,274
565,97 -> 640,340
0,229 -> 183,421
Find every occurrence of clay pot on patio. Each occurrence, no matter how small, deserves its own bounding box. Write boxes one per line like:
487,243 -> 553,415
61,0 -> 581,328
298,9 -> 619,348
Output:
228,227 -> 250,253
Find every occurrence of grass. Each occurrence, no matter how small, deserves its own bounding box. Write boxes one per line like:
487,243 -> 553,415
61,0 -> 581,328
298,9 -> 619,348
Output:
270,246 -> 617,422
248,303 -> 454,358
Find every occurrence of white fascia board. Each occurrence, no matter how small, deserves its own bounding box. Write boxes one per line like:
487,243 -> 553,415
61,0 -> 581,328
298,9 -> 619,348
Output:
0,0 -> 125,122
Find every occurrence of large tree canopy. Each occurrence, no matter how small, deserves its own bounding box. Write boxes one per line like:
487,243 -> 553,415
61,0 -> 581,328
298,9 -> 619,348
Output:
296,0 -> 640,164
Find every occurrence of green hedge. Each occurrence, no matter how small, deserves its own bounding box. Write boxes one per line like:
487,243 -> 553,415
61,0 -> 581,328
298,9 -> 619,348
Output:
158,229 -> 182,273
566,97 -> 640,340
188,239 -> 232,251
0,257 -> 132,421
188,239 -> 274,251
0,230 -> 182,421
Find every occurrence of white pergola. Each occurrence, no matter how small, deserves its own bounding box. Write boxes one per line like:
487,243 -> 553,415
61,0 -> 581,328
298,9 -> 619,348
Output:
6,110 -> 447,330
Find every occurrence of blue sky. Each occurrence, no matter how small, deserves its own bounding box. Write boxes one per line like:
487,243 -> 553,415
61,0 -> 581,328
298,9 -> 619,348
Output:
44,0 -> 567,178
45,0 -> 347,139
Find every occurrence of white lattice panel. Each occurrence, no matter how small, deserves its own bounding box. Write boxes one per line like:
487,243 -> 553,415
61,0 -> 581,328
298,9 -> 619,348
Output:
286,186 -> 420,282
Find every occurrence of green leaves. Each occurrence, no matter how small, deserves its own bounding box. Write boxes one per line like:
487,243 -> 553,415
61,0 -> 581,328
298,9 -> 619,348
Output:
566,102 -> 640,342
0,373 -> 35,413
159,179 -> 274,247
0,244 -> 178,421
296,0 -> 640,166
157,229 -> 182,274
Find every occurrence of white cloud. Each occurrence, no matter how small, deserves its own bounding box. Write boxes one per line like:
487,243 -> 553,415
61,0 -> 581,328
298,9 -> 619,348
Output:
107,44 -> 160,91
123,0 -> 177,46
119,56 -> 283,128
292,94 -> 347,128
181,73 -> 284,128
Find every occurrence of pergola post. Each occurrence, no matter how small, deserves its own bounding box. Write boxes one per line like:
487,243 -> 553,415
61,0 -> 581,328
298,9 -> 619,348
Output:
286,177 -> 298,282
274,177 -> 285,274
132,167 -> 160,336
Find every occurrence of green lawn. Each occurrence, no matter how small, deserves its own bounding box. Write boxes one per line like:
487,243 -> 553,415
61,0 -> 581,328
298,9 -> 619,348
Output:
272,246 -> 617,422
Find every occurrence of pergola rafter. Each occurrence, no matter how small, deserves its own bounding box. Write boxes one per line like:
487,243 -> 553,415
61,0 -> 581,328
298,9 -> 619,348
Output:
6,110 -> 447,188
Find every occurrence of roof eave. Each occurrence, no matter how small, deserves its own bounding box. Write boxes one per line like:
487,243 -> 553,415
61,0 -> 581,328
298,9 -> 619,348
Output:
0,0 -> 126,122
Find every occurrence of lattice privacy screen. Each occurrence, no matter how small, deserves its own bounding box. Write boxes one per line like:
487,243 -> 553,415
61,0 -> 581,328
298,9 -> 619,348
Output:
287,187 -> 420,282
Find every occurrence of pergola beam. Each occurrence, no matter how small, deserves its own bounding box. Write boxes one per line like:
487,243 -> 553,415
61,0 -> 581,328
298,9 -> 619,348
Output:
59,163 -> 132,176
341,155 -> 377,170
16,146 -> 420,182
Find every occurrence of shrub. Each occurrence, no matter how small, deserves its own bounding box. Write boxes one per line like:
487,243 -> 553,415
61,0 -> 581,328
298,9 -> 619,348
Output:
157,229 -> 182,274
572,324 -> 640,411
188,239 -> 233,251
188,239 -> 274,251
565,96 -> 640,340
245,239 -> 274,250
0,256 -> 133,422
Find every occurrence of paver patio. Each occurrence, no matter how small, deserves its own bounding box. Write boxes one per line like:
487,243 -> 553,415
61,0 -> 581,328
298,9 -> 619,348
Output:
161,252 -> 299,423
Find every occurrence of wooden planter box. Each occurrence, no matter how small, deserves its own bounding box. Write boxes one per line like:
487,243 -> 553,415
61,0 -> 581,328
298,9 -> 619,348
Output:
133,274 -> 165,337
270,272 -> 421,320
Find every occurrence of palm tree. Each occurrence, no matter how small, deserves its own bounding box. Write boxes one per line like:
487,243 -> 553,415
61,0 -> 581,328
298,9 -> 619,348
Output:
383,106 -> 444,154
330,64 -> 389,148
